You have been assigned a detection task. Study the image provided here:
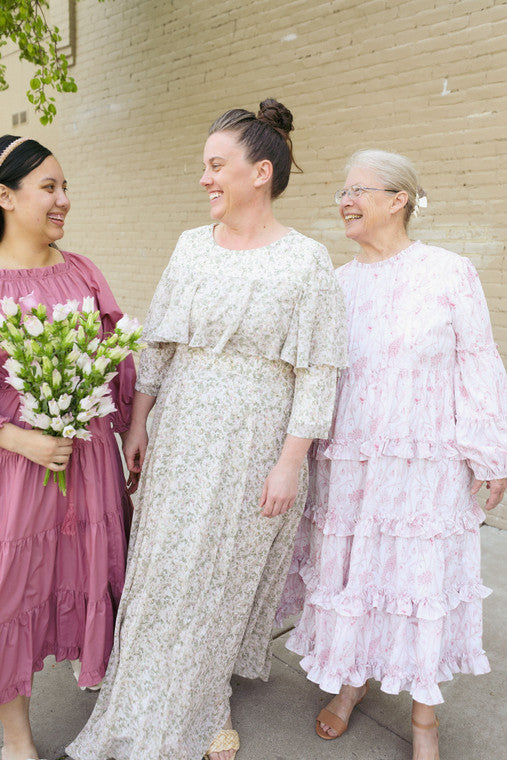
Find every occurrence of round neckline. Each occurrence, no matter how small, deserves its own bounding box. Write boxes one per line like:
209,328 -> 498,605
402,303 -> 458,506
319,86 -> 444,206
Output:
352,240 -> 420,268
0,250 -> 70,276
210,224 -> 296,252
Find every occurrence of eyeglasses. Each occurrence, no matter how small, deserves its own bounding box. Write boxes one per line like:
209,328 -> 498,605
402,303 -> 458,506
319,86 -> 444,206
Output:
334,185 -> 400,203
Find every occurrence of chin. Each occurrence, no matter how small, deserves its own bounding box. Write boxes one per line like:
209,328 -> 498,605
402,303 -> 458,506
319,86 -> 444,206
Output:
344,228 -> 360,242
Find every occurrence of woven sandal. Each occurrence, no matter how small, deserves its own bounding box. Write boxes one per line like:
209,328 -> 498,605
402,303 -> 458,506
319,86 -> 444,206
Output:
316,682 -> 369,740
204,728 -> 240,759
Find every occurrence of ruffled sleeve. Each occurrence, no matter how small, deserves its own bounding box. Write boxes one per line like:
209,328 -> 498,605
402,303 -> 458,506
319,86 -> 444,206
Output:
135,343 -> 176,397
139,233 -> 189,345
285,249 -> 348,438
281,248 -> 348,370
452,257 -> 507,480
135,230 -> 348,416
287,365 -> 338,438
134,241 -> 183,397
73,255 -> 137,433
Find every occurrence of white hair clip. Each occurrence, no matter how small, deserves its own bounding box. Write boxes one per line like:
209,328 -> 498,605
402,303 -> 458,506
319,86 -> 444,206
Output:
413,192 -> 427,217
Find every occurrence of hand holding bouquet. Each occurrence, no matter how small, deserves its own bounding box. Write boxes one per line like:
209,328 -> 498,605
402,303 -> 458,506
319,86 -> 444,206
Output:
0,294 -> 143,494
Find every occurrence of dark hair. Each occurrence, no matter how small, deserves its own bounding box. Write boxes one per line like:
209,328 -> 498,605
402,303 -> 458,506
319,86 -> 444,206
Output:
208,98 -> 302,199
0,135 -> 52,241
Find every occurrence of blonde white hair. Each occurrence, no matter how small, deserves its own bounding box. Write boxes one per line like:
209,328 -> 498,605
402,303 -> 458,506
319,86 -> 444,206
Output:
346,149 -> 426,227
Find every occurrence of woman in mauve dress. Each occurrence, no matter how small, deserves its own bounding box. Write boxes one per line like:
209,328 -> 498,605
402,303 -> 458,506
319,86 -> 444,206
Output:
0,135 -> 135,760
67,99 -> 347,760
278,149 -> 506,760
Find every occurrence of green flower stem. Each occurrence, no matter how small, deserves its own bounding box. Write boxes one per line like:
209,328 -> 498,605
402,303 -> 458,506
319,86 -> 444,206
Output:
43,466 -> 67,496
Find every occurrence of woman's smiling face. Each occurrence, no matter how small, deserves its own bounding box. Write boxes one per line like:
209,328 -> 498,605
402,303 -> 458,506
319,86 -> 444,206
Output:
199,130 -> 261,224
339,165 -> 398,247
5,155 -> 70,244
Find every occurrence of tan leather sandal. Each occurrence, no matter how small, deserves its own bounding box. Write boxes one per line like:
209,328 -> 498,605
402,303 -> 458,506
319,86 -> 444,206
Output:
411,716 -> 440,759
204,728 -> 240,759
412,716 -> 439,729
315,681 -> 369,739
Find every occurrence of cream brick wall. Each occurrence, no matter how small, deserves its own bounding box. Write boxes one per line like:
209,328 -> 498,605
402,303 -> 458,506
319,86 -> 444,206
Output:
0,0 -> 506,524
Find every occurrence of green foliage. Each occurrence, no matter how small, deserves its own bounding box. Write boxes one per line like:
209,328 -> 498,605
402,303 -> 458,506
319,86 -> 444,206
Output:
0,0 -> 107,125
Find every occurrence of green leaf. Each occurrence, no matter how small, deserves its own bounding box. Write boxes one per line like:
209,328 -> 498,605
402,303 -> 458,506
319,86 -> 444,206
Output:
1,0 -> 111,123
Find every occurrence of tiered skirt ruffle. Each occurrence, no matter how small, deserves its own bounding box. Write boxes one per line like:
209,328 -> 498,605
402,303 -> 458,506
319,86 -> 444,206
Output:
277,454 -> 491,705
0,428 -> 131,703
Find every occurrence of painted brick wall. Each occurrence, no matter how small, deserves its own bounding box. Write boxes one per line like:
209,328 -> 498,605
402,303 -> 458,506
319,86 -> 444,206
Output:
0,0 -> 506,524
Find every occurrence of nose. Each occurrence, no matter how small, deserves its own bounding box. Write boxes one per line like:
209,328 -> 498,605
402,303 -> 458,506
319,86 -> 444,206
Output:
56,189 -> 70,209
200,168 -> 211,187
340,191 -> 353,208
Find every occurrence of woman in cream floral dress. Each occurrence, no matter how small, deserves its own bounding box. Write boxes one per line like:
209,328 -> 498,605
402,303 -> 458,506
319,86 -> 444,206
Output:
67,99 -> 347,760
278,149 -> 506,760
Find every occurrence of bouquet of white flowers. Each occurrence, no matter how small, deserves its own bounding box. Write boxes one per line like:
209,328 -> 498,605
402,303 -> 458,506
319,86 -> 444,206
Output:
0,294 -> 143,494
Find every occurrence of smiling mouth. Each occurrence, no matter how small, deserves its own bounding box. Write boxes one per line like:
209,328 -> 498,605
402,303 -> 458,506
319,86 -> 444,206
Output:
209,192 -> 222,201
344,214 -> 362,221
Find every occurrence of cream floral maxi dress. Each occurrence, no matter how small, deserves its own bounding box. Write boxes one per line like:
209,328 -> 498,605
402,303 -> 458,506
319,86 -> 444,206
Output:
67,225 -> 347,760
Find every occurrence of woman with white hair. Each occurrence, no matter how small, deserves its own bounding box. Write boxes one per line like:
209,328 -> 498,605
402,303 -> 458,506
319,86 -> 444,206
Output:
278,149 -> 507,760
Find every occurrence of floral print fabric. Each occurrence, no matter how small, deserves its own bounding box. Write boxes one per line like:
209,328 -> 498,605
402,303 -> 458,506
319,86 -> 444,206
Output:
67,225 -> 347,760
278,242 -> 506,705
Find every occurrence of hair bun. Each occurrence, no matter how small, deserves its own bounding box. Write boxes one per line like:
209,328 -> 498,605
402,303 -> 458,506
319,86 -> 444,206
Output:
257,99 -> 294,135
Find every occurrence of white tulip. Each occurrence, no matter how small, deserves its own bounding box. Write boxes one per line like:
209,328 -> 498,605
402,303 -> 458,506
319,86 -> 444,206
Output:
52,302 -> 71,322
19,408 -> 38,426
79,395 -> 99,412
115,314 -> 140,333
48,399 -> 60,416
23,393 -> 39,411
97,398 -> 116,417
5,375 -> 24,391
24,315 -> 44,337
76,354 -> 92,375
0,296 -> 18,317
35,413 -> 51,429
77,410 -> 94,423
57,394 -> 72,411
50,417 -> 65,432
75,429 -> 93,441
93,355 -> 110,374
82,296 -> 95,313
4,358 -> 22,374
41,382 -> 53,400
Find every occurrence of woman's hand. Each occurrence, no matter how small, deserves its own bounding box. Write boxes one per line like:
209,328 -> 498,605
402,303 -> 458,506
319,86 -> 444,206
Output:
122,424 -> 148,494
259,459 -> 300,517
121,390 -> 156,494
259,434 -> 313,518
471,477 -> 507,510
7,425 -> 73,470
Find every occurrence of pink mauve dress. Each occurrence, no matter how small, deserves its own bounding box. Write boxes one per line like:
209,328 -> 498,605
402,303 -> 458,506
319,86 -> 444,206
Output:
278,241 -> 507,705
0,251 -> 135,703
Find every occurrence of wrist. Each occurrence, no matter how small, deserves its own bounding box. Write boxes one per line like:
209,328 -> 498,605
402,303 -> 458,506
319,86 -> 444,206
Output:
128,416 -> 148,432
276,454 -> 303,470
0,422 -> 24,455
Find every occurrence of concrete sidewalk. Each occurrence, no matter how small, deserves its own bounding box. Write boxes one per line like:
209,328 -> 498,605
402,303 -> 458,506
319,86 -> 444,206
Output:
3,525 -> 505,760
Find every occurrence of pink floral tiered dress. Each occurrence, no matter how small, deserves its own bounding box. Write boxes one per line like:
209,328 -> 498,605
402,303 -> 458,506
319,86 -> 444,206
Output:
278,241 -> 506,705
0,252 -> 135,702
